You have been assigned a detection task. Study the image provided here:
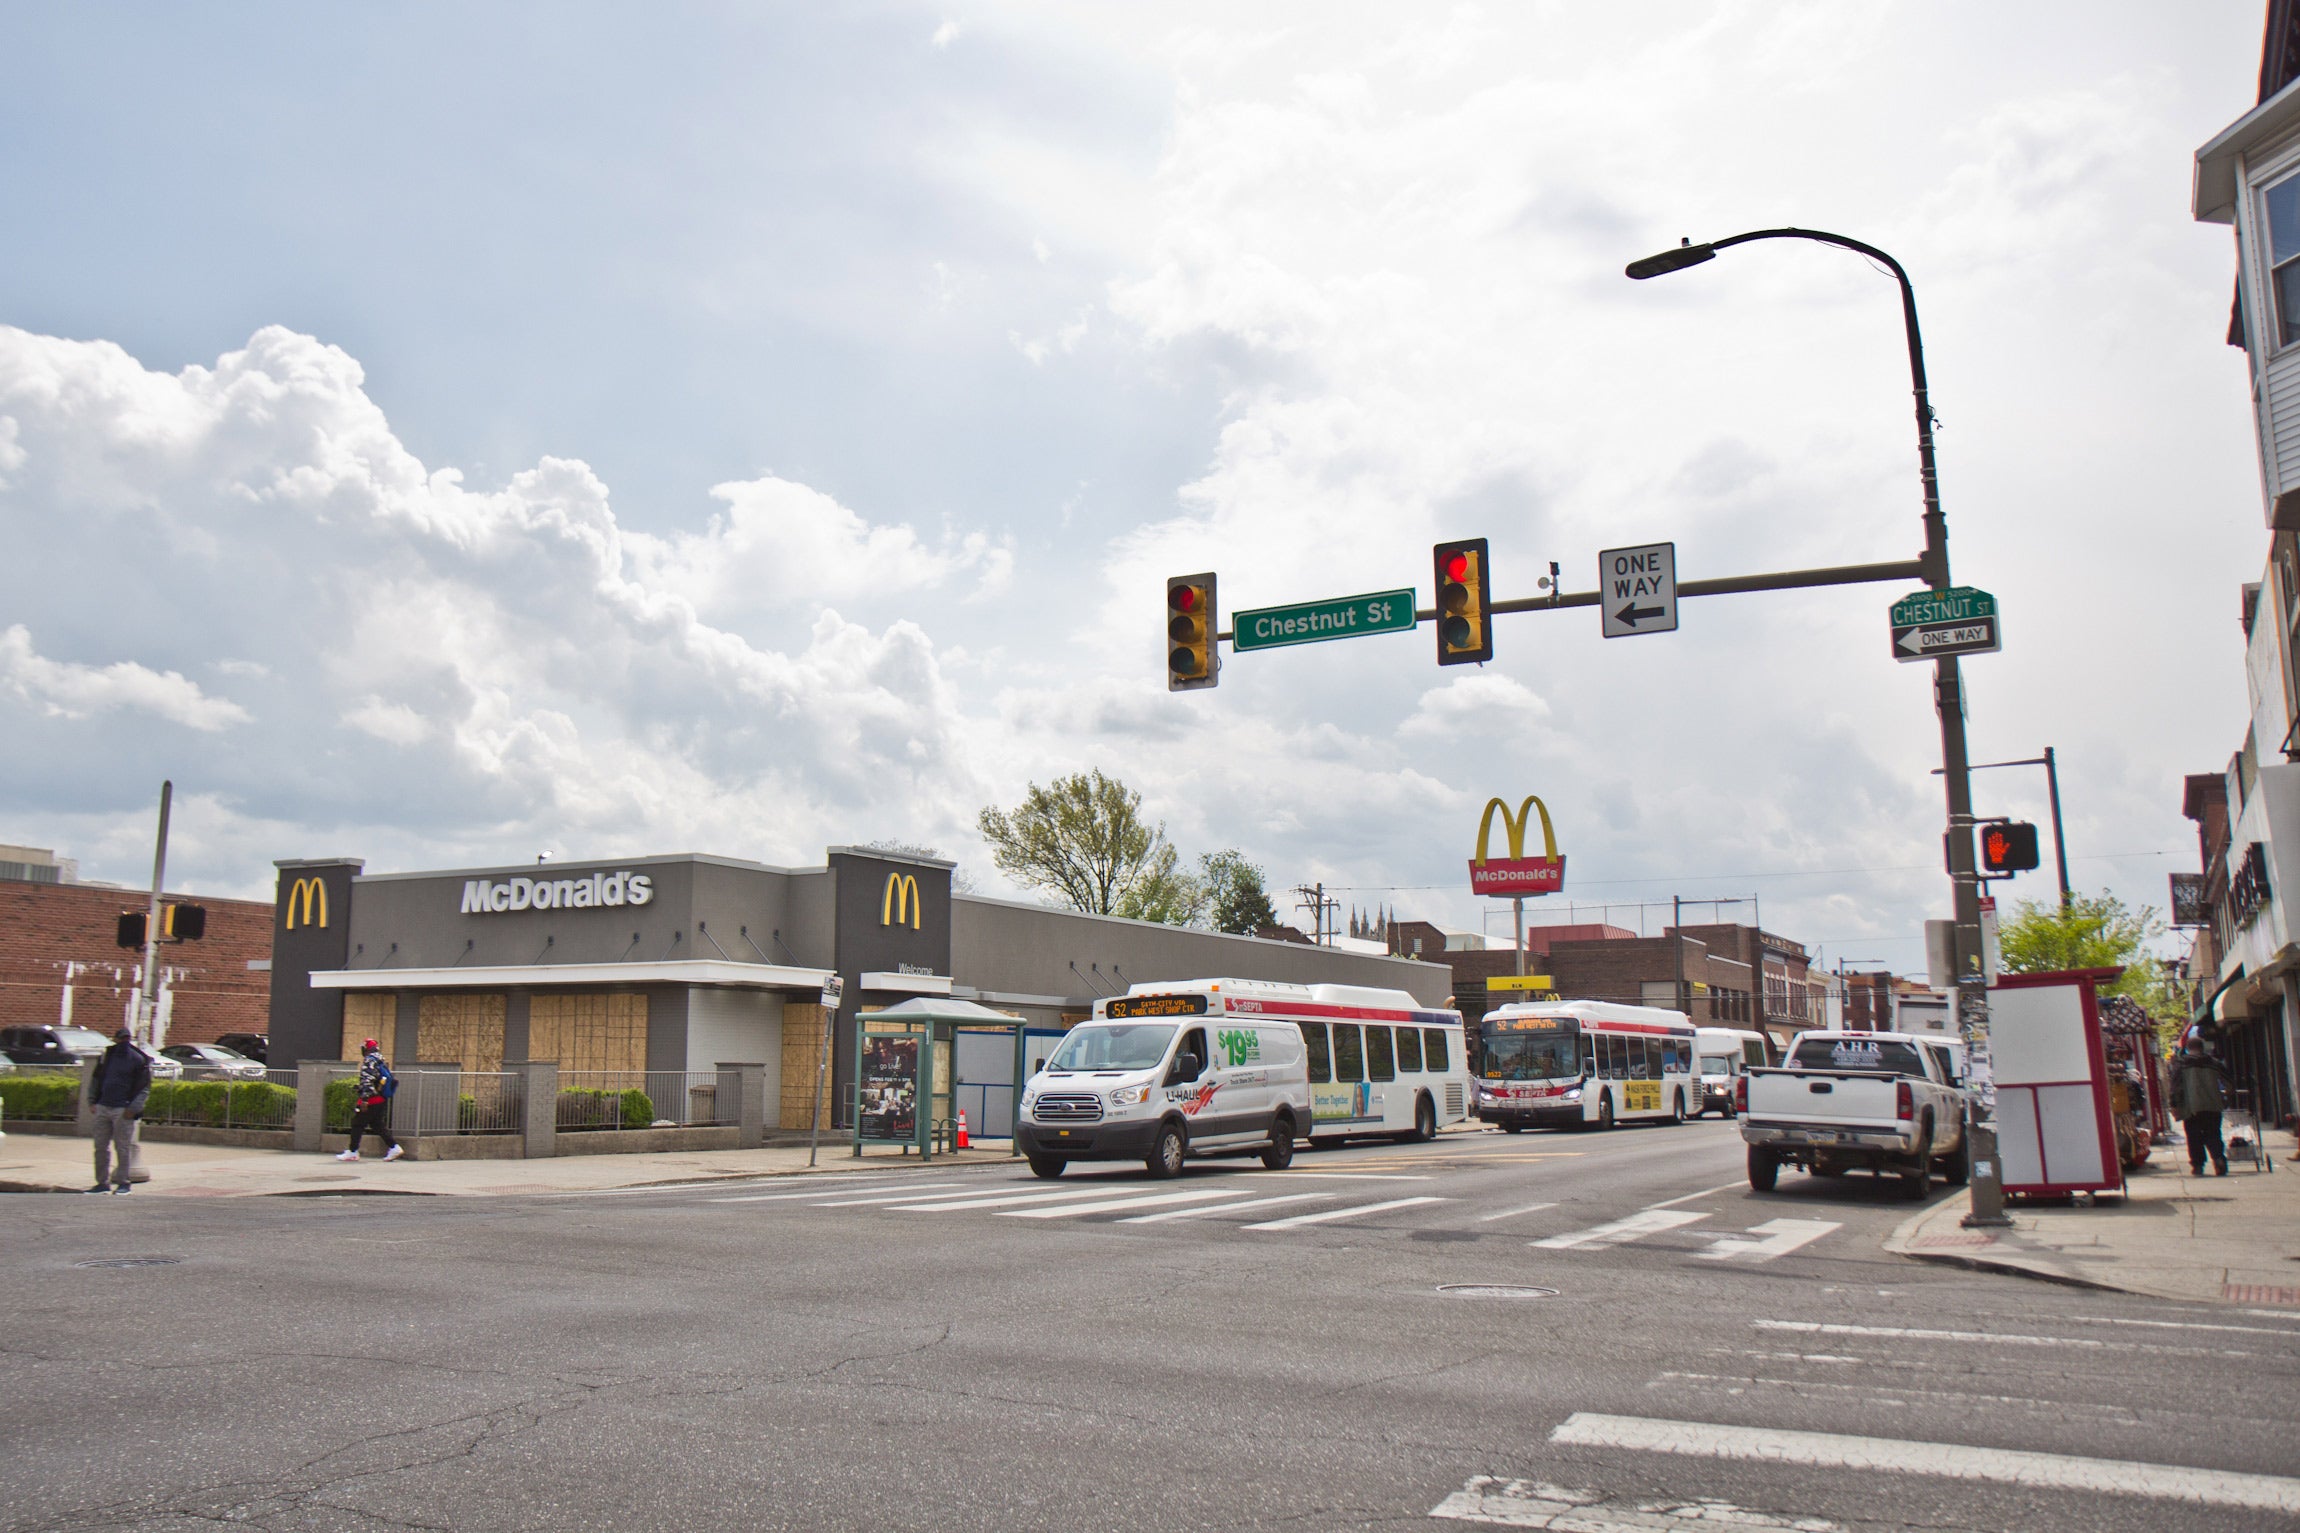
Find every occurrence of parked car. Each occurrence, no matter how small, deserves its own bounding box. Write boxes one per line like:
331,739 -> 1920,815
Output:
214,1032 -> 268,1064
132,1043 -> 184,1080
1740,1029 -> 1970,1199
0,1024 -> 114,1068
160,1043 -> 265,1080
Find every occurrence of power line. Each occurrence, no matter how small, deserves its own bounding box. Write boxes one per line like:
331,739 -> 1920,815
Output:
1326,848 -> 2185,894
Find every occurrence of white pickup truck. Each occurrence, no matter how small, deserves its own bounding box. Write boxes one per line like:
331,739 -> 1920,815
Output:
1739,1030 -> 1971,1199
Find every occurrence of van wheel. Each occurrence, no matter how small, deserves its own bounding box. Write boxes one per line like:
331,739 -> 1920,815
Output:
1147,1121 -> 1187,1179
1261,1116 -> 1295,1170
1027,1155 -> 1066,1180
1598,1094 -> 1615,1131
1748,1146 -> 1780,1193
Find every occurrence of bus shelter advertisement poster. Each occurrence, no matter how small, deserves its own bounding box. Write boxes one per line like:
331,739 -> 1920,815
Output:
859,1036 -> 920,1142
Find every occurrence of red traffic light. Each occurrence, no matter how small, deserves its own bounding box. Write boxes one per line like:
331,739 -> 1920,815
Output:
1443,551 -> 1469,584
1169,584 -> 1200,613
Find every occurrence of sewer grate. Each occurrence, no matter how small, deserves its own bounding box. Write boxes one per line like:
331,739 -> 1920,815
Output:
73,1256 -> 183,1270
1436,1283 -> 1558,1299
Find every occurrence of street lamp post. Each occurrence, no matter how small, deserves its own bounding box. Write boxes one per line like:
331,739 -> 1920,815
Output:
1628,227 -> 2009,1226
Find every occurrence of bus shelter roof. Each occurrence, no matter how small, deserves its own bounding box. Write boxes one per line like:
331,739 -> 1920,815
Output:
855,997 -> 1025,1027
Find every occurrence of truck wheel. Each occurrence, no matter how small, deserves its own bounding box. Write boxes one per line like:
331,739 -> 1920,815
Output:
1027,1155 -> 1066,1180
1936,1120 -> 1972,1187
1261,1116 -> 1296,1170
1501,1122 -> 1525,1134
1147,1121 -> 1187,1180
1598,1094 -> 1615,1132
1900,1122 -> 1934,1200
1747,1145 -> 1780,1193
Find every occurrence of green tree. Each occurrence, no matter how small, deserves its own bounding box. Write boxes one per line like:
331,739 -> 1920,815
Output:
1112,843 -> 1208,926
1997,892 -> 2185,1033
978,770 -> 1184,917
1198,849 -> 1278,935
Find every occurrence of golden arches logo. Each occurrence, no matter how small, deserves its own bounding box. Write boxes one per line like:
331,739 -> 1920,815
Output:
284,876 -> 328,930
1472,796 -> 1558,866
882,872 -> 922,930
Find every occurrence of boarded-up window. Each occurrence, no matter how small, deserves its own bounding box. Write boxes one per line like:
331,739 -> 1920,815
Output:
417,993 -> 506,1075
528,993 -> 647,1079
342,993 -> 396,1064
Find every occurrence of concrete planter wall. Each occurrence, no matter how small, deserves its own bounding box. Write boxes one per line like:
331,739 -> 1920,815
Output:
554,1125 -> 740,1156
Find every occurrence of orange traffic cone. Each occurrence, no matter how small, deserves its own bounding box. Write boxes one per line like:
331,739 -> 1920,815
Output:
955,1109 -> 970,1150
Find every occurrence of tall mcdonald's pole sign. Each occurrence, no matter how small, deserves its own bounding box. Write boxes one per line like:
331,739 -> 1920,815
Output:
1470,796 -> 1566,978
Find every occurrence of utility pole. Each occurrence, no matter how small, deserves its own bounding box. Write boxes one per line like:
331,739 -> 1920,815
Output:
1291,883 -> 1340,945
136,781 -> 172,1047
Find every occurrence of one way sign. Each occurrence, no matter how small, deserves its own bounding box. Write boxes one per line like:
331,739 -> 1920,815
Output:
1600,542 -> 1677,638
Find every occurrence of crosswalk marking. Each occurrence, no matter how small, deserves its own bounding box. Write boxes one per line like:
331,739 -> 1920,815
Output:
1695,1218 -> 1840,1263
1533,1209 -> 1707,1249
716,1182 -> 960,1204
999,1188 -> 1253,1220
1429,1476 -> 1838,1531
892,1187 -> 1136,1213
807,1185 -> 1019,1208
1245,1195 -> 1445,1230
1547,1412 -> 2300,1514
1475,1201 -> 1556,1223
1119,1192 -> 1333,1224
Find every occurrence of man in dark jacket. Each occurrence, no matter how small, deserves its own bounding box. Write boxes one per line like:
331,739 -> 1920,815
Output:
84,1027 -> 150,1193
2170,1039 -> 2232,1177
338,1039 -> 403,1162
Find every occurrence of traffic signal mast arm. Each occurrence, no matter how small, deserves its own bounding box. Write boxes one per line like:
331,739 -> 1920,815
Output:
1209,555 -> 1926,642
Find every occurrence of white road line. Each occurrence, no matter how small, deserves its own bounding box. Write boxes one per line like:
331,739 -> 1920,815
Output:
805,1185 -> 1026,1208
1244,1195 -> 1446,1230
1120,1192 -> 1333,1224
1642,1179 -> 1751,1210
1695,1218 -> 1840,1263
1547,1412 -> 2300,1514
1430,1476 -> 1838,1532
1474,1201 -> 1556,1223
999,1188 -> 1253,1219
2055,1313 -> 2300,1338
893,1187 -> 1136,1213
1533,1209 -> 1708,1250
713,1182 -> 960,1204
1265,1172 -> 1432,1181
1750,1320 -> 2272,1359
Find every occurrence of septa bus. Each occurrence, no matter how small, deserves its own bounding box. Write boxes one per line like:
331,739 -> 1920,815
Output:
1474,999 -> 1698,1131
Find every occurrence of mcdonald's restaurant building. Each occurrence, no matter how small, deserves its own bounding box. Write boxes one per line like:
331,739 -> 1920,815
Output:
268,848 -> 1446,1132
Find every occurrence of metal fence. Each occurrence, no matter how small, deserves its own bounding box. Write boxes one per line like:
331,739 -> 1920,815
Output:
396,1069 -> 523,1136
556,1070 -> 730,1130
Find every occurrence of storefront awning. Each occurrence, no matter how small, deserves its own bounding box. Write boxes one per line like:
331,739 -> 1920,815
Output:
308,959 -> 833,992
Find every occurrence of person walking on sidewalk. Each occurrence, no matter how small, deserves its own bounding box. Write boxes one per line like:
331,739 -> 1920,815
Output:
338,1040 -> 404,1163
84,1026 -> 150,1194
2170,1038 -> 2232,1177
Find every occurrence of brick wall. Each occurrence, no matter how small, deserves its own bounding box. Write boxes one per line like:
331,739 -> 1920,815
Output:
0,880 -> 272,1044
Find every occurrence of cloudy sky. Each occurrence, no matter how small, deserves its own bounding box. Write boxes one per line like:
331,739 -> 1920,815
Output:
0,2 -> 2271,970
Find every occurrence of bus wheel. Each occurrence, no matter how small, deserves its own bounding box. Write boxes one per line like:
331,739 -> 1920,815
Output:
1669,1092 -> 1686,1125
1406,1095 -> 1436,1144
1598,1094 -> 1615,1131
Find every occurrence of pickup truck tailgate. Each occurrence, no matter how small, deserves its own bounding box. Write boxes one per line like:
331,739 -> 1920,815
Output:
1744,1069 -> 1900,1129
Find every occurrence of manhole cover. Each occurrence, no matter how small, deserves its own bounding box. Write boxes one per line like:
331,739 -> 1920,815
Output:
73,1256 -> 182,1270
1436,1283 -> 1557,1299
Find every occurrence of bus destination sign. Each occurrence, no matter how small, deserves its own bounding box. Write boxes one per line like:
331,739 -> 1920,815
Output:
1104,994 -> 1210,1020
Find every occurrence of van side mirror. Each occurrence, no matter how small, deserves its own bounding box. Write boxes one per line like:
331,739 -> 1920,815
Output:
1169,1052 -> 1201,1084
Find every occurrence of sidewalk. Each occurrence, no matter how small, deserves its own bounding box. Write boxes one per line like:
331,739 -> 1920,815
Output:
0,1129 -> 1018,1197
1887,1125 -> 2300,1306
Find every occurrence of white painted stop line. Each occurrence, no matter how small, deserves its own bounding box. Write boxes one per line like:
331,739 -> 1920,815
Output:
1546,1413 -> 2300,1514
1695,1218 -> 1839,1262
1532,1209 -> 1707,1249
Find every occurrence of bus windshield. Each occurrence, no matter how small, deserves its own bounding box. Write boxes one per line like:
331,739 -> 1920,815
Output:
1048,1023 -> 1176,1073
1481,1024 -> 1580,1081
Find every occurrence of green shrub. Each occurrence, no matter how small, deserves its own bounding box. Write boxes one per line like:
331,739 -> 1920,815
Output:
0,1074 -> 78,1120
555,1087 -> 655,1129
324,1076 -> 357,1133
144,1079 -> 299,1129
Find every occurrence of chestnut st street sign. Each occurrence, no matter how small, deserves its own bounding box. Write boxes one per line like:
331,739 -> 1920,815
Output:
1232,588 -> 1418,651
1890,585 -> 2000,662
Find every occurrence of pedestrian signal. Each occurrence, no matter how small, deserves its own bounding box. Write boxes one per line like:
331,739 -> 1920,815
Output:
1167,573 -> 1218,691
116,912 -> 145,949
1434,538 -> 1493,665
1979,822 -> 2040,875
162,902 -> 207,941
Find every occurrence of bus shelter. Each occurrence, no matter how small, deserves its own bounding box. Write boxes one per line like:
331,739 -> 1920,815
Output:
853,997 -> 1032,1159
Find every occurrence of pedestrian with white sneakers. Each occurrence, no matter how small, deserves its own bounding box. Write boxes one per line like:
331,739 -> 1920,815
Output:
84,1026 -> 150,1194
338,1039 -> 404,1162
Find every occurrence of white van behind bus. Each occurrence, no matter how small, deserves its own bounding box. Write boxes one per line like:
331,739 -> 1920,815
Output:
1692,1026 -> 1774,1117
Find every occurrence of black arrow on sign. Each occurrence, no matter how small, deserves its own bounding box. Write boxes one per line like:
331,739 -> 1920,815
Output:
1614,602 -> 1665,627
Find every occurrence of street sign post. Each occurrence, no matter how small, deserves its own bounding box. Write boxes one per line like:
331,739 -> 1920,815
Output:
1600,542 -> 1677,637
1890,586 -> 1999,662
1233,588 -> 1417,652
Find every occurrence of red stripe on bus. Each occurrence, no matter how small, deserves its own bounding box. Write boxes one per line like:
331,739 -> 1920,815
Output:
1219,999 -> 1461,1025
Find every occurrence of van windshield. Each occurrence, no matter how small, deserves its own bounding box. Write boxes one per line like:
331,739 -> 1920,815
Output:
1047,1024 -> 1176,1073
1697,1054 -> 1734,1076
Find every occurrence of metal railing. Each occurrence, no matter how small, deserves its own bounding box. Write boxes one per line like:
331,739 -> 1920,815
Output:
555,1070 -> 730,1130
394,1069 -> 523,1136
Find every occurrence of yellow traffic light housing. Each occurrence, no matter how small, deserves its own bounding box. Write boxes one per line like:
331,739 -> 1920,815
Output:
1434,538 -> 1493,665
1167,573 -> 1218,691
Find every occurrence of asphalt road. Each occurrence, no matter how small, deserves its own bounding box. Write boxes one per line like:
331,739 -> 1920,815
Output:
4,1118 -> 2295,1533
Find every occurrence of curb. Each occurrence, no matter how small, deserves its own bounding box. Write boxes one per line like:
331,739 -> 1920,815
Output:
1884,1201 -> 2133,1296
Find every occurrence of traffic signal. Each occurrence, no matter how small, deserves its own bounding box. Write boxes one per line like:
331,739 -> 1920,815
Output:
163,902 -> 207,941
1434,538 -> 1493,665
116,912 -> 145,949
1979,822 -> 2041,875
1167,572 -> 1218,691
